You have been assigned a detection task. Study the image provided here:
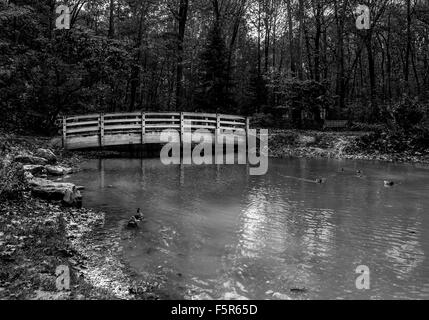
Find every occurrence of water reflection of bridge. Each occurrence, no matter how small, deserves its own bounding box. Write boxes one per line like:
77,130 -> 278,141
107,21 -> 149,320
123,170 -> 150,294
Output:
61,112 -> 249,150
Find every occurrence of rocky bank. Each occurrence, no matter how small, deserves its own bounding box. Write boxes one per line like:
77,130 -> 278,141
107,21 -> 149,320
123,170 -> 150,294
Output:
0,133 -> 155,300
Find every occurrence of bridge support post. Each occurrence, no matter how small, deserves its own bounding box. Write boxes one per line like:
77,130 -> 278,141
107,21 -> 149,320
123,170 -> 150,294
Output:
245,117 -> 250,153
180,112 -> 184,145
141,111 -> 145,144
62,116 -> 67,149
215,113 -> 220,148
99,113 -> 104,148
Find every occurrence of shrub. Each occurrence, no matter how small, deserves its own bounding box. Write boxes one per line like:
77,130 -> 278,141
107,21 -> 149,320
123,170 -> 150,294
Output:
279,80 -> 333,123
250,113 -> 275,128
0,160 -> 25,200
353,127 -> 429,154
350,98 -> 429,154
387,97 -> 427,131
270,131 -> 299,147
350,122 -> 386,132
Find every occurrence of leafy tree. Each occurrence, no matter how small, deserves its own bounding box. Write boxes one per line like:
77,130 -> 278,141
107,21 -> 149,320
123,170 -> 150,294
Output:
195,21 -> 233,113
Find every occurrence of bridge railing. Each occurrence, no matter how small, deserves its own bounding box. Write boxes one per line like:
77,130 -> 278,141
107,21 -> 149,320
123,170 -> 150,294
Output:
62,112 -> 249,149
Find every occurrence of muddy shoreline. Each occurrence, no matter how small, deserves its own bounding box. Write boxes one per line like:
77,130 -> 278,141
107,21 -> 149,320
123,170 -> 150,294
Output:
0,133 -> 159,300
268,129 -> 429,165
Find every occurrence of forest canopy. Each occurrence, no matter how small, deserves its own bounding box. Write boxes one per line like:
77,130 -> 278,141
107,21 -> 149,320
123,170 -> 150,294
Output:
1,0 -> 429,132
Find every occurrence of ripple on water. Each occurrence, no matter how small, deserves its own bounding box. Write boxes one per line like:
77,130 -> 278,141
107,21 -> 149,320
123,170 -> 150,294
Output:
67,158 -> 429,299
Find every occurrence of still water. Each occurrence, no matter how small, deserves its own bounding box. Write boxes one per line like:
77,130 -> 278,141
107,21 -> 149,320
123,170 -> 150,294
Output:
66,157 -> 429,299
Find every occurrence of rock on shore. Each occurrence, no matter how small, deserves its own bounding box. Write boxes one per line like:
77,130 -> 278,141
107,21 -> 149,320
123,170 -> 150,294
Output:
14,154 -> 48,165
45,165 -> 72,176
22,165 -> 46,175
28,177 -> 80,201
34,148 -> 57,164
16,149 -> 77,201
16,149 -> 72,176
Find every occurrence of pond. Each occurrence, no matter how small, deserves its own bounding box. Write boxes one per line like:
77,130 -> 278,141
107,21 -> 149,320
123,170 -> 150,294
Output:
65,157 -> 429,299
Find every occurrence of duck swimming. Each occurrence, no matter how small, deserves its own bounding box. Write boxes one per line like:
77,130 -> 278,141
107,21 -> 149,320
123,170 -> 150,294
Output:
134,208 -> 145,221
315,178 -> 326,184
127,216 -> 139,228
127,208 -> 145,228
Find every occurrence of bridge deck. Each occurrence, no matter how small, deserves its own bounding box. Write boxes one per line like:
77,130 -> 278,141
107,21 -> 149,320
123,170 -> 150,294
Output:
62,112 -> 250,150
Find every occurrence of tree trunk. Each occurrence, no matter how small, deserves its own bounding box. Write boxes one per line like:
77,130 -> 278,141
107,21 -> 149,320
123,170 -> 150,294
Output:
365,30 -> 378,121
108,0 -> 115,38
404,0 -> 412,92
48,0 -> 55,39
386,11 -> 392,101
297,0 -> 304,80
175,0 -> 189,111
286,0 -> 295,76
264,9 -> 270,73
257,3 -> 262,76
272,15 -> 276,69
313,3 -> 322,82
334,0 -> 346,110
227,0 -> 246,98
129,5 -> 146,112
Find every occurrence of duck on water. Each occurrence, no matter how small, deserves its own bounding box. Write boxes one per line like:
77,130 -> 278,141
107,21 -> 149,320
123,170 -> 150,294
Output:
127,208 -> 145,228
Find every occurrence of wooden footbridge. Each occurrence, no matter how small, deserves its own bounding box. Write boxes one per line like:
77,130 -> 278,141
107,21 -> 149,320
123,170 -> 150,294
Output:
61,112 -> 250,150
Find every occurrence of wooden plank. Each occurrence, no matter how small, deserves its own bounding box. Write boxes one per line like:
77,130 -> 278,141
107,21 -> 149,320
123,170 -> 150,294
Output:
144,132 -> 181,144
145,118 -> 180,122
104,112 -> 141,117
66,120 -> 99,127
219,120 -> 246,126
188,119 -> 217,124
66,135 -> 100,150
104,118 -> 140,124
103,133 -> 142,146
67,126 -> 100,134
66,114 -> 99,121
145,112 -> 181,116
219,114 -> 246,120
219,127 -> 246,131
323,120 -> 348,128
103,124 -> 141,131
182,112 -> 217,118
145,124 -> 181,129
184,125 -> 216,129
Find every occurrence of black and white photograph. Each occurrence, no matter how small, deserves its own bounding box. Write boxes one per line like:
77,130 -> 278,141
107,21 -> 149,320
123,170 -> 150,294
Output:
0,0 -> 429,304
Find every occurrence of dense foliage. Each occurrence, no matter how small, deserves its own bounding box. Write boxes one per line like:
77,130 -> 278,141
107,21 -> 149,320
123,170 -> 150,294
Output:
0,161 -> 25,200
350,97 -> 429,154
1,0 -> 429,133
